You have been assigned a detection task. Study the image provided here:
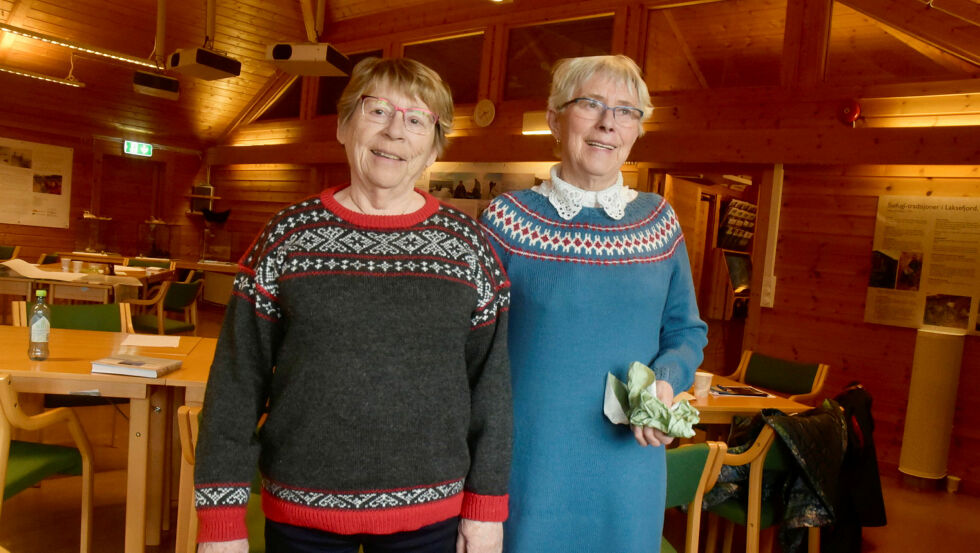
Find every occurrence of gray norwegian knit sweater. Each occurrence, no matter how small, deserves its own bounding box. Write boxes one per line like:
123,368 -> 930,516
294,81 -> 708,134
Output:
194,185 -> 512,542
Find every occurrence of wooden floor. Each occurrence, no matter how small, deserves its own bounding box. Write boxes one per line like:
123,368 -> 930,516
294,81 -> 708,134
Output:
3,303 -> 980,552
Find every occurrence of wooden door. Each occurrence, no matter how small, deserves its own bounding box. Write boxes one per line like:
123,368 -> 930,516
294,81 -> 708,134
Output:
99,155 -> 163,256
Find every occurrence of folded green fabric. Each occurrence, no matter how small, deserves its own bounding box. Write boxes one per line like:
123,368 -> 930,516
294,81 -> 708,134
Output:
603,361 -> 700,438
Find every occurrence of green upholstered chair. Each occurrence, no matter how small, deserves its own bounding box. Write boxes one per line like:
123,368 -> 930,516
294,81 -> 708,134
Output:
11,301 -> 133,333
704,424 -> 824,553
0,245 -> 20,261
124,257 -> 176,270
176,406 -> 265,553
130,280 -> 203,335
37,253 -> 60,265
0,374 -> 93,553
726,351 -> 829,406
663,441 -> 725,553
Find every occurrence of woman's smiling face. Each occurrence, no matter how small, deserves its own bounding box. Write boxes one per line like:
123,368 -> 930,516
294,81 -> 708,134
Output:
548,73 -> 641,191
337,84 -> 439,193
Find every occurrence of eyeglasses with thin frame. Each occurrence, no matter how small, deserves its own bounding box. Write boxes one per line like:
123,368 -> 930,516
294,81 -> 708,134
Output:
560,97 -> 644,124
360,95 -> 439,135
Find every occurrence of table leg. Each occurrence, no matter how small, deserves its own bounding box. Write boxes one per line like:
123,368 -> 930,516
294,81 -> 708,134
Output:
125,397 -> 150,553
145,386 -> 170,546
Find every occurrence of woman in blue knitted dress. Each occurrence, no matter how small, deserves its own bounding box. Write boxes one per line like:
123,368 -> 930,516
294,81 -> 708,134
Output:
479,55 -> 708,552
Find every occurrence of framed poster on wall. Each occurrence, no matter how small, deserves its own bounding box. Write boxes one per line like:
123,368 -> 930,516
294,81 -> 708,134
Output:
0,136 -> 73,229
864,195 -> 980,335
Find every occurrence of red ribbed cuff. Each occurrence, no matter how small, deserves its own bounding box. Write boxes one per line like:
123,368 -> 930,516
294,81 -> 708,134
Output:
196,506 -> 249,543
460,492 -> 508,522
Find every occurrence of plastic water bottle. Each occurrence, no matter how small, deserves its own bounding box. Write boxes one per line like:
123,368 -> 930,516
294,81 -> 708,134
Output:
28,289 -> 51,361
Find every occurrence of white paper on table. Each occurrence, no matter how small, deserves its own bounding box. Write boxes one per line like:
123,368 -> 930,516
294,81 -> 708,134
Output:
1,259 -> 85,281
121,334 -> 181,348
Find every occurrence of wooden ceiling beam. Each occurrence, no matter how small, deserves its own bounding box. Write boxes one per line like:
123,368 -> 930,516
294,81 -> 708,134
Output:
781,0 -> 833,88
207,124 -> 980,166
839,0 -> 980,65
868,17 -> 980,74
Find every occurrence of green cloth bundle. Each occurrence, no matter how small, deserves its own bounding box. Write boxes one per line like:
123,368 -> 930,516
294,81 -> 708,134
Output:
603,361 -> 700,438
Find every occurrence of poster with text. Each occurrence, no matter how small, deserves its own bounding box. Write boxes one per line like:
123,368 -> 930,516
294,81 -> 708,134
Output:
0,136 -> 73,228
864,196 -> 980,335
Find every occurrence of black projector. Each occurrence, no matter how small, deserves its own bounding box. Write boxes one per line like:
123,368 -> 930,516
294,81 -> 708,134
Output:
167,48 -> 241,80
133,71 -> 180,100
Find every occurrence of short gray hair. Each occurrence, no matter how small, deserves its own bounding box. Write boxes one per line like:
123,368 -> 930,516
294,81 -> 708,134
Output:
548,55 -> 653,135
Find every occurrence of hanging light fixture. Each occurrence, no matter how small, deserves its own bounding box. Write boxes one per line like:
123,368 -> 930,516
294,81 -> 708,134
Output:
0,22 -> 159,69
0,63 -> 85,87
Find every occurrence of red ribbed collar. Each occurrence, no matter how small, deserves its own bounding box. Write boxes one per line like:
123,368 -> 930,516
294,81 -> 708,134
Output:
320,184 -> 440,229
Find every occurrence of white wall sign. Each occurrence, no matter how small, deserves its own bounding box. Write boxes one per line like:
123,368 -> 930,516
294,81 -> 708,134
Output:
864,195 -> 980,335
0,136 -> 73,228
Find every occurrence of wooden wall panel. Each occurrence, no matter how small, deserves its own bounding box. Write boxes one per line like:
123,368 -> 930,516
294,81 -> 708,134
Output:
207,163 -> 353,260
749,164 -> 980,492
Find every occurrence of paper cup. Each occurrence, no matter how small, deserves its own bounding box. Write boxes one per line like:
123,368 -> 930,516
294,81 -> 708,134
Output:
694,371 -> 713,399
60,258 -> 71,271
71,260 -> 83,272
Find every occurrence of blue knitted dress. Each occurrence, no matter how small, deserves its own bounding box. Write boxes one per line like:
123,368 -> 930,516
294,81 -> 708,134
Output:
480,186 -> 708,553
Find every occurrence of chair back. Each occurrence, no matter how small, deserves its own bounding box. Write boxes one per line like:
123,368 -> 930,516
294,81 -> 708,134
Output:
125,257 -> 176,270
665,441 -> 725,553
0,246 -> 19,261
164,280 -> 204,311
731,350 -> 829,404
11,301 -> 133,333
37,253 -> 60,265
0,374 -> 93,553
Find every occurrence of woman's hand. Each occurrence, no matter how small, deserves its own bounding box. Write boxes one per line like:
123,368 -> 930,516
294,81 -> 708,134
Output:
456,519 -> 503,553
631,380 -> 675,447
198,539 -> 248,553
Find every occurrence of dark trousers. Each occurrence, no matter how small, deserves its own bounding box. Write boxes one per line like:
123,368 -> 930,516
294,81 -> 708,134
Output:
266,517 -> 458,553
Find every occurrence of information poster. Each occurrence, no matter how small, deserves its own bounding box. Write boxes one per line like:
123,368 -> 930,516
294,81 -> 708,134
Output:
0,136 -> 73,228
864,196 -> 980,334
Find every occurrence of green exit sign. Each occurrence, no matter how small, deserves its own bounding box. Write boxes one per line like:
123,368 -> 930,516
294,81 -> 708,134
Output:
124,140 -> 153,157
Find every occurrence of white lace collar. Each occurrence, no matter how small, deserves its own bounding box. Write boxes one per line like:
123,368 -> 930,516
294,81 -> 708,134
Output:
531,164 -> 637,220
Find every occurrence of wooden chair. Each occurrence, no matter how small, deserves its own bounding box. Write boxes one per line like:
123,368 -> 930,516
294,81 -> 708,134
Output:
37,253 -> 60,265
0,246 -> 20,261
176,406 -> 265,553
725,351 -> 829,405
663,441 -> 726,553
123,257 -> 177,270
11,301 -> 134,333
0,374 -> 94,553
129,280 -> 204,335
703,426 -> 822,553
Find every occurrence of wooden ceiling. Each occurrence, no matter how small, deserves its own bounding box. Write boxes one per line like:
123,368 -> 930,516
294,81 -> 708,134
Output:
0,0 -> 977,151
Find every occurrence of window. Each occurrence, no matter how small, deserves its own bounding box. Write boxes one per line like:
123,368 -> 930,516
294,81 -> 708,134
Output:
504,16 -> 613,100
404,33 -> 484,104
316,50 -> 383,116
256,78 -> 302,121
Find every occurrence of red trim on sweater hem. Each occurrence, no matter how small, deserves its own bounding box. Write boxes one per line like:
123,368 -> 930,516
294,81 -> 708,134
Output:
261,490 -> 463,535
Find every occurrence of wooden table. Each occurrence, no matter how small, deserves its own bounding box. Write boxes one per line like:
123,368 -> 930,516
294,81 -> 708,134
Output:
689,374 -> 811,424
0,325 -> 214,553
1,261 -> 175,303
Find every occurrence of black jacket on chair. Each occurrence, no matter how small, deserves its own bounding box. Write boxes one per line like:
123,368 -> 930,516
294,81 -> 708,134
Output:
821,383 -> 887,553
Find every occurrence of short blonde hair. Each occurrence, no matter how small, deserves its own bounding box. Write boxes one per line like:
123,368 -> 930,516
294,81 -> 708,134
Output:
548,55 -> 653,135
337,57 -> 454,154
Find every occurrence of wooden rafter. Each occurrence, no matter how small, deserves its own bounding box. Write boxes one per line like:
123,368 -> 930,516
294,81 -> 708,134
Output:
839,0 -> 980,66
664,11 -> 708,88
868,16 -> 980,74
